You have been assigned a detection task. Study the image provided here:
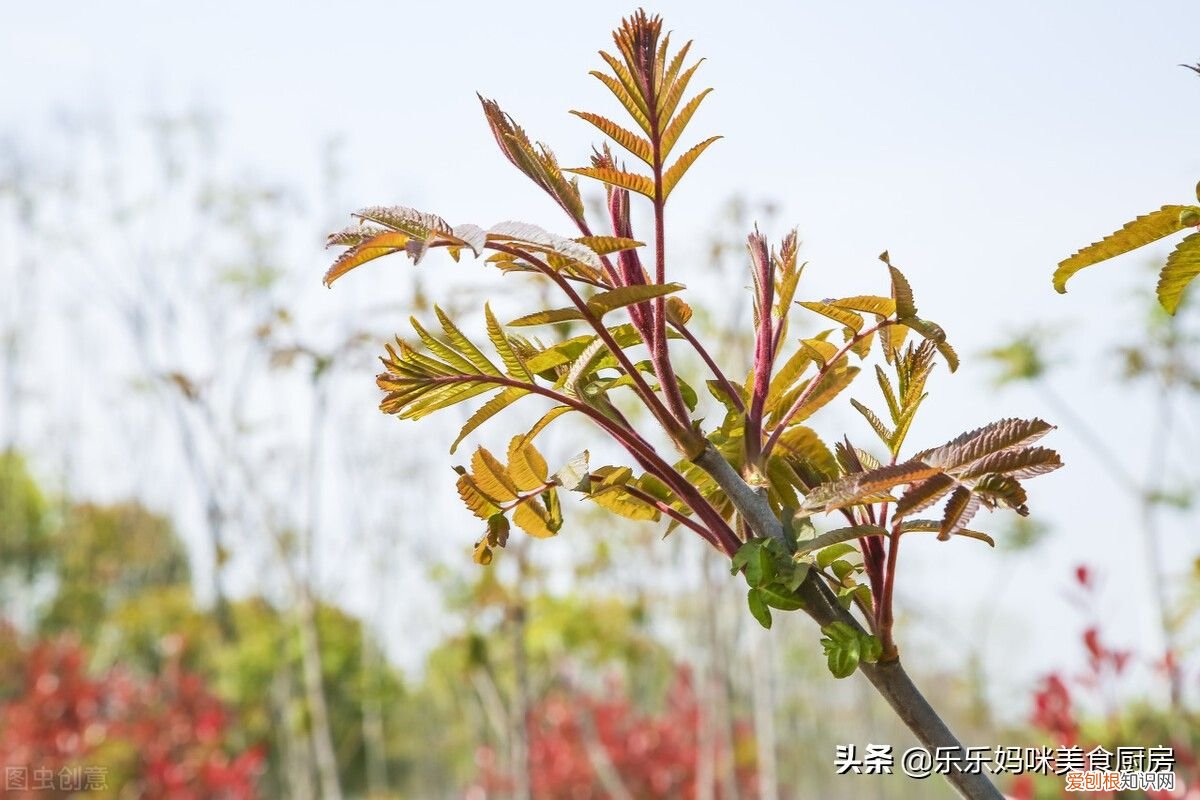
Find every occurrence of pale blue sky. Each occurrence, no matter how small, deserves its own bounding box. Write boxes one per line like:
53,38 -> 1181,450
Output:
4,1 -> 1200,707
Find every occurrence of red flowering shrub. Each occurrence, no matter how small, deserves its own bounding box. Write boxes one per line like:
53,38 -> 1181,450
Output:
1011,565 -> 1199,800
473,667 -> 756,798
0,636 -> 263,799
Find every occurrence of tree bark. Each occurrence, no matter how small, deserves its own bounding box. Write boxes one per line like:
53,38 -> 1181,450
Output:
750,628 -> 779,800
296,591 -> 345,800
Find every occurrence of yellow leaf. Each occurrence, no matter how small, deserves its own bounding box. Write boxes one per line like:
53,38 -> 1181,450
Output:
1055,205 -> 1190,293
798,337 -> 839,365
589,66 -> 651,135
323,232 -> 409,286
457,474 -> 500,520
587,282 -> 685,316
574,236 -> 644,256
470,448 -> 518,502
831,295 -> 896,317
507,437 -> 548,491
570,111 -> 653,165
1157,231 -> 1200,314
797,301 -> 864,333
660,88 -> 712,159
565,166 -> 655,199
513,500 -> 556,538
662,136 -> 722,199
658,59 -> 704,125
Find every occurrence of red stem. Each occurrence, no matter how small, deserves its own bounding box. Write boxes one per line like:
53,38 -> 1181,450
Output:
878,525 -> 902,660
488,243 -> 689,445
413,372 -> 737,552
760,320 -> 891,461
668,319 -> 744,413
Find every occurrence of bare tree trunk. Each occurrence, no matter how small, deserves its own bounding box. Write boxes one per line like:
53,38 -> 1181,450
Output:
720,640 -> 742,800
1036,381 -> 1183,707
297,376 -> 344,800
696,557 -> 717,800
510,588 -> 533,800
361,629 -> 388,798
750,628 -> 779,800
577,700 -> 633,800
296,591 -> 344,800
273,663 -> 315,800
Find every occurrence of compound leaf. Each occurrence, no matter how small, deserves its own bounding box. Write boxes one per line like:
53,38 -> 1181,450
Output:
1055,205 -> 1192,294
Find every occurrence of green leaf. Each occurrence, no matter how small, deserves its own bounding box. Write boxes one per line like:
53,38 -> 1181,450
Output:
832,295 -> 895,317
747,589 -> 772,629
889,270 -> 917,320
798,337 -> 839,365
731,539 -> 764,575
830,559 -> 859,582
797,526 -> 886,560
899,519 -> 996,546
588,467 -> 660,521
435,306 -> 501,376
587,282 -> 686,316
524,324 -> 659,373
1055,205 -> 1193,294
859,633 -> 883,664
758,583 -> 804,611
815,541 -> 860,569
485,304 -> 534,380
508,308 -> 585,327
745,543 -> 775,587
772,363 -> 861,427
410,316 -> 482,376
764,345 -> 819,412
1157,231 -> 1200,314
821,621 -> 865,678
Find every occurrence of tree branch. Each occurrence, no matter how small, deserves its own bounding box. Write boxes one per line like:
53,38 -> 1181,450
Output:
668,318 -> 745,413
489,243 -> 699,452
692,441 -> 1003,800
